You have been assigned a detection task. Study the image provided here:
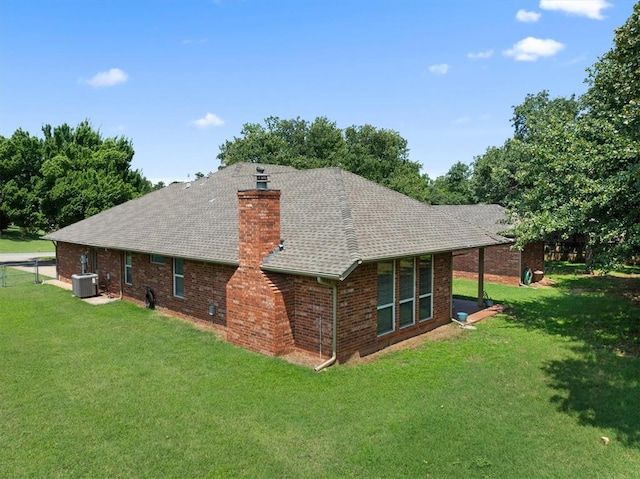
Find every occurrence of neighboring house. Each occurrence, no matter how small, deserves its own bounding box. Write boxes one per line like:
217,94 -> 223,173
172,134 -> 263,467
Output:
434,204 -> 545,286
44,163 -> 511,367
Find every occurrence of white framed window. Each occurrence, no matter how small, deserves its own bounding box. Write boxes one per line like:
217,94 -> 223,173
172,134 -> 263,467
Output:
91,248 -> 98,274
150,254 -> 164,265
377,261 -> 395,335
124,251 -> 133,285
173,258 -> 184,298
419,255 -> 433,321
399,258 -> 415,328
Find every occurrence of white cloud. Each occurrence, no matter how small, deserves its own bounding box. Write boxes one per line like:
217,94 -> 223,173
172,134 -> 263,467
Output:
503,37 -> 565,61
453,114 -> 492,125
428,63 -> 450,75
190,112 -> 225,129
453,116 -> 471,124
539,0 -> 612,20
516,9 -> 541,22
467,49 -> 494,60
85,68 -> 128,87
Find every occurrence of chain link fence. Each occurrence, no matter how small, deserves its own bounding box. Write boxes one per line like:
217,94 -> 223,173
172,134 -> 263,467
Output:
0,260 -> 47,287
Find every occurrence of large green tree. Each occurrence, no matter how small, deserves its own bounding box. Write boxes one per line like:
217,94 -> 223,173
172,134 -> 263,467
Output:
430,161 -> 474,205
472,2 -> 640,267
471,91 -> 581,209
0,129 -> 45,233
576,1 -> 640,265
0,121 -> 152,232
217,116 -> 432,201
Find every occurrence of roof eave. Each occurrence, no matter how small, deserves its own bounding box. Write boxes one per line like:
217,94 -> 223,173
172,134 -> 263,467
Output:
45,238 -> 240,267
261,258 -> 362,282
360,238 -> 515,264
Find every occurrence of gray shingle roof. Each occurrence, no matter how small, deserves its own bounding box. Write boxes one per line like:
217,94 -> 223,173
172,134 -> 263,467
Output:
432,204 -> 514,237
44,163 -> 512,279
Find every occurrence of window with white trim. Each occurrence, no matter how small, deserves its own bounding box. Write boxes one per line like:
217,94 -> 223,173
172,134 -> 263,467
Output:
399,258 -> 415,328
150,254 -> 164,265
419,255 -> 433,321
376,261 -> 395,335
91,248 -> 98,274
173,258 -> 184,298
124,251 -> 133,285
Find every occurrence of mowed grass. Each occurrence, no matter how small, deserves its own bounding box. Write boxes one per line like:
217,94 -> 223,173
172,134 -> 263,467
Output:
1,271 -> 639,478
0,226 -> 55,254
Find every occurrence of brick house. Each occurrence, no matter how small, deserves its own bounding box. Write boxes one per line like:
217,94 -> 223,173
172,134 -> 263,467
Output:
44,163 -> 511,368
434,204 -> 545,286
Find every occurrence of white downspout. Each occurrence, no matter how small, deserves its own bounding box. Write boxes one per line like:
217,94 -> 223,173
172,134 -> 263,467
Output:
314,277 -> 338,372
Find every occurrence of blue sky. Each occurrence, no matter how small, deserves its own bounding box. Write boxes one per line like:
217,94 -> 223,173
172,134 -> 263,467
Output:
0,0 -> 635,184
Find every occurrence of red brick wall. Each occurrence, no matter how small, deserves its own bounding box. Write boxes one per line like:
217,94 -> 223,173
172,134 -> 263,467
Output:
237,189 -> 282,266
453,244 -> 521,286
453,242 -> 545,285
57,242 -> 123,294
227,188 -> 295,356
56,242 -> 88,283
521,241 -> 545,274
292,276 -> 334,358
337,253 -> 452,361
121,255 -> 234,326
56,242 -> 234,325
336,263 -> 377,361
56,241 -> 456,363
227,268 -> 295,356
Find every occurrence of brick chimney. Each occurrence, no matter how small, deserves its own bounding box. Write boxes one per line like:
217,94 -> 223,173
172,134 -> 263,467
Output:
236,167 -> 281,269
226,167 -> 293,356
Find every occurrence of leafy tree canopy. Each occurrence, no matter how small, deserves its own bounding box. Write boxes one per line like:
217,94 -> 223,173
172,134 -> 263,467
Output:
471,2 -> 640,268
217,116 -> 432,201
0,120 -> 151,233
430,161 -> 474,205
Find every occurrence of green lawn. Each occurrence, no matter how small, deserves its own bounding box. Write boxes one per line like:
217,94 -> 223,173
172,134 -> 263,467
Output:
0,226 -> 55,254
1,272 -> 639,478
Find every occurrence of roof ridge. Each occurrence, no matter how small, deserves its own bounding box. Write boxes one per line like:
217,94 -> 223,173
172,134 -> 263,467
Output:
333,168 -> 361,263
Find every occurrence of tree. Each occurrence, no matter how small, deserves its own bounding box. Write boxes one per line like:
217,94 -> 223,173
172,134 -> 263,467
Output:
474,3 -> 640,268
38,121 -> 152,229
217,116 -> 431,201
576,1 -> 640,266
0,129 -> 45,233
0,121 -> 152,232
430,161 -> 474,204
471,144 -> 521,207
471,91 -> 581,206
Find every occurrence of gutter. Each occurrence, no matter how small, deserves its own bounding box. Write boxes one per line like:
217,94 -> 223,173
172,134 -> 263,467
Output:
262,259 -> 362,282
314,277 -> 338,372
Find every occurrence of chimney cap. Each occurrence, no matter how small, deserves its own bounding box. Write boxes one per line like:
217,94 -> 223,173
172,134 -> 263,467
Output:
255,166 -> 270,190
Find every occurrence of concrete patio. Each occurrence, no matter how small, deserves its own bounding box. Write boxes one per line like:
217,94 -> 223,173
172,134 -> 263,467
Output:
452,298 -> 507,324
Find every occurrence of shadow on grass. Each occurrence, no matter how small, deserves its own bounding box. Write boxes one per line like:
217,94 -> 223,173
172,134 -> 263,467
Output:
502,274 -> 640,447
544,347 -> 639,446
